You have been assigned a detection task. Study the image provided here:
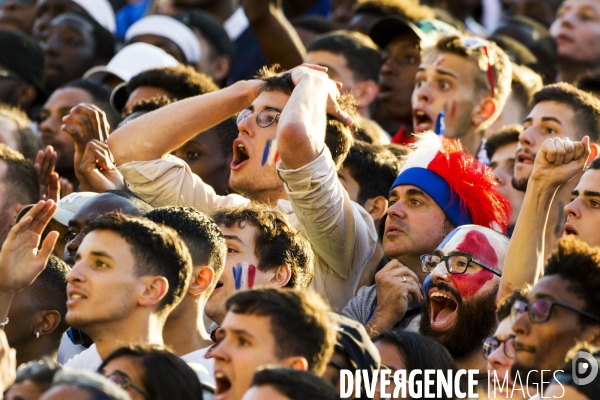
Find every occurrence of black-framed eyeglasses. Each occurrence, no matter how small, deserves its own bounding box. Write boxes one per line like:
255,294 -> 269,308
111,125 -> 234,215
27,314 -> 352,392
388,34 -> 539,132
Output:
483,335 -> 515,359
510,299 -> 600,325
420,254 -> 502,276
236,108 -> 281,128
106,372 -> 149,399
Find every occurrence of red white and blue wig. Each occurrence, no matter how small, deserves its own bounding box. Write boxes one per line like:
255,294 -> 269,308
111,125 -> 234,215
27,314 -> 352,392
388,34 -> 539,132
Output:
390,132 -> 511,234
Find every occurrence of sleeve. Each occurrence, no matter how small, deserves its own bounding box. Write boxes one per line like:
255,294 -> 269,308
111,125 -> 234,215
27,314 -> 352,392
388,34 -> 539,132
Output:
117,154 -> 249,213
277,147 -> 377,281
341,285 -> 377,325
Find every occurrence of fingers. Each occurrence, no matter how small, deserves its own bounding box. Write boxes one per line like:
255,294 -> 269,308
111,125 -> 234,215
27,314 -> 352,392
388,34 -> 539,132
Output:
35,146 -> 57,184
299,63 -> 328,73
28,201 -> 58,235
59,178 -> 74,198
542,137 -> 589,165
38,231 -> 59,263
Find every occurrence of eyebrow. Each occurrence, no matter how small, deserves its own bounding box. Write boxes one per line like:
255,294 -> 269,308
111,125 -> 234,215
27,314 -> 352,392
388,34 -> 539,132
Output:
228,328 -> 255,340
406,188 -> 430,198
223,235 -> 244,244
417,66 -> 458,80
90,251 -> 114,260
571,190 -> 600,198
246,105 -> 283,113
540,117 -> 563,125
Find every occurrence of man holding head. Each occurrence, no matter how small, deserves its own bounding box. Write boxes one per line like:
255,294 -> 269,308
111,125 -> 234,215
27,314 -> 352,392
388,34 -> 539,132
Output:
108,64 -> 376,311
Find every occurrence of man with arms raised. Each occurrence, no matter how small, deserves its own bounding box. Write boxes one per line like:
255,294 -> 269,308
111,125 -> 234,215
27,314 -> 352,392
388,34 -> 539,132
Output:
107,64 -> 376,311
412,35 -> 512,160
211,288 -> 336,400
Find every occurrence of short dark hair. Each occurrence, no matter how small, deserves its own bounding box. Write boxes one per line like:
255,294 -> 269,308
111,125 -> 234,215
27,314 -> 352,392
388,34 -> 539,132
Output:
0,143 -> 39,206
372,331 -> 457,400
61,79 -> 120,128
485,124 -> 523,161
210,117 -> 238,158
129,96 -> 173,116
0,104 -> 42,161
145,206 -> 226,286
588,156 -> 600,171
103,189 -> 154,215
578,73 -> 600,95
342,141 -> 400,204
511,64 -> 543,111
85,213 -> 192,314
428,35 -> 512,129
50,369 -> 128,400
15,357 -> 61,386
32,255 -> 70,340
307,30 -> 381,82
256,65 -> 356,168
226,288 -> 336,375
354,0 -> 434,21
250,368 -> 337,400
211,203 -> 313,289
496,285 -> 530,321
531,83 -> 600,143
127,66 -> 219,101
544,236 -> 600,326
98,345 -> 204,400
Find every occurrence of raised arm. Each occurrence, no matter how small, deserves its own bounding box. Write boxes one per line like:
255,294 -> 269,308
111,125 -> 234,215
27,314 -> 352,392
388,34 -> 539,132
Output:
498,136 -> 592,302
277,65 -> 352,169
108,80 -> 262,166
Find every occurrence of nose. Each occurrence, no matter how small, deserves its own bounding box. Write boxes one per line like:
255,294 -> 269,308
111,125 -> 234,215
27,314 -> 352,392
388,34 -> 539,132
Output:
209,340 -> 229,362
42,33 -> 60,57
66,260 -> 86,284
380,56 -> 396,76
65,232 -> 84,259
511,309 -> 530,337
38,115 -> 57,139
386,200 -> 407,219
430,261 -> 451,284
564,197 -> 581,219
518,126 -> 535,149
236,113 -> 255,138
414,81 -> 431,105
488,346 -> 511,370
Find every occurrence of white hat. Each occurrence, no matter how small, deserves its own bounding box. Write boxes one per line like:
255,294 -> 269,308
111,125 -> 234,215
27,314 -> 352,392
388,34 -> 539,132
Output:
16,192 -> 99,227
84,42 -> 180,83
125,15 -> 201,63
72,0 -> 116,34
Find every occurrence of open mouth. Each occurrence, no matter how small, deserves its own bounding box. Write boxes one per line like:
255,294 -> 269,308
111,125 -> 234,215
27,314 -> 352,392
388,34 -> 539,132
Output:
413,110 -> 433,131
564,224 -> 578,236
215,372 -> 232,399
430,291 -> 458,329
516,153 -> 534,164
231,141 -> 249,169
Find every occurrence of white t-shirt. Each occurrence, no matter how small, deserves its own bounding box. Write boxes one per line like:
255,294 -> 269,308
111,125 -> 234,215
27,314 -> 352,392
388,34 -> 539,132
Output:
63,344 -> 102,371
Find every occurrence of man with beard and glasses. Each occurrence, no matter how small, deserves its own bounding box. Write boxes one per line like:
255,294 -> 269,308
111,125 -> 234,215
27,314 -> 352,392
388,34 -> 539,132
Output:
511,83 -> 600,256
510,237 -> 600,397
419,224 -> 510,370
342,132 -> 512,336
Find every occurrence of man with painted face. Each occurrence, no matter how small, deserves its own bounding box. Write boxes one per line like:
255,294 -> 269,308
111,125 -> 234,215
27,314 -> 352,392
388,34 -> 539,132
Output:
419,225 -> 510,370
108,64 -> 376,312
411,34 -> 512,161
342,132 -> 511,336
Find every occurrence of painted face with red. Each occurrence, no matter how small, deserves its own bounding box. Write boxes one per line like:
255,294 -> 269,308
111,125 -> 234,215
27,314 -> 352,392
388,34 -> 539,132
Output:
419,225 -> 509,359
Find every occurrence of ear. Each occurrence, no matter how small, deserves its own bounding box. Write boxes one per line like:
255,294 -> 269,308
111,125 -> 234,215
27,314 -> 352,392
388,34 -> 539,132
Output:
472,97 -> 497,126
353,80 -> 379,109
587,143 -> 599,164
270,265 -> 291,287
362,196 -> 388,222
282,356 -> 309,371
138,276 -> 169,307
211,55 -> 232,84
17,84 -> 37,108
188,266 -> 215,296
35,310 -> 62,337
9,203 -> 26,228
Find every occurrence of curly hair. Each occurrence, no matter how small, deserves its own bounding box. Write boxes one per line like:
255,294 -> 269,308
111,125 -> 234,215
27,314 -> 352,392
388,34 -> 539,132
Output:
127,65 -> 219,101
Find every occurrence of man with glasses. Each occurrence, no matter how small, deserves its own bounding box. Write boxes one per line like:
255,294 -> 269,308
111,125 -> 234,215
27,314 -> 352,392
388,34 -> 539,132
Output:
419,224 -> 510,370
510,236 -> 600,390
108,64 -> 377,312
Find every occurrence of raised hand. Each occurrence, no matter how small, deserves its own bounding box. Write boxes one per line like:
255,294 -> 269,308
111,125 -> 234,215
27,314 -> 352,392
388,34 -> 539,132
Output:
531,136 -> 592,188
34,146 -> 59,202
77,140 -> 125,192
0,201 -> 58,294
0,331 -> 16,394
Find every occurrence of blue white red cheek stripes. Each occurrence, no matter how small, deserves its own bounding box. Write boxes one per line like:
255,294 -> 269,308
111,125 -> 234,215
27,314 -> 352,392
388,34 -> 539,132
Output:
232,263 -> 256,290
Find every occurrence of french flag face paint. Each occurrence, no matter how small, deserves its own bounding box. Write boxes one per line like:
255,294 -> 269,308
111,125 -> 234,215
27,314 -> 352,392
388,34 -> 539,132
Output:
232,262 -> 257,291
432,225 -> 508,299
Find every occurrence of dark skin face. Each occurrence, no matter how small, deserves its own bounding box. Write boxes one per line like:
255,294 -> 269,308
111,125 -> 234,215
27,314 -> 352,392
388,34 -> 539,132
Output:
174,129 -> 232,195
0,0 -> 38,35
40,14 -> 97,91
33,0 -> 87,40
63,194 -> 141,266
0,63 -> 32,108
129,34 -> 187,63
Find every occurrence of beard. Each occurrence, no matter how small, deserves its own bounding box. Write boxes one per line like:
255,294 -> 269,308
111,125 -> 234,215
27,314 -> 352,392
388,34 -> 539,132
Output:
420,282 -> 499,359
511,175 -> 528,192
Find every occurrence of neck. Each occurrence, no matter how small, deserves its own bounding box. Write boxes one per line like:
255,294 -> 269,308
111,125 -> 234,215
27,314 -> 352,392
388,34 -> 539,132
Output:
556,59 -> 600,84
459,128 -> 483,157
163,298 -> 212,356
15,338 -> 58,366
88,313 -> 165,360
249,186 -> 288,207
455,348 -> 487,371
397,254 -> 428,284
202,2 -> 235,22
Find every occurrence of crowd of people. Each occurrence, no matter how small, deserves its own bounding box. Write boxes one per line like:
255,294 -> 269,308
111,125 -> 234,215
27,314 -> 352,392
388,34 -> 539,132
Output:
1,0 -> 600,399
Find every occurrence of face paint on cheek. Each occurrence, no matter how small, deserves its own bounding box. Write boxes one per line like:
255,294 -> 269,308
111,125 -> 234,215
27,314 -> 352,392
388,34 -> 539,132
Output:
450,100 -> 457,118
451,268 -> 494,298
232,262 -> 257,290
261,138 -> 279,166
423,275 -> 433,296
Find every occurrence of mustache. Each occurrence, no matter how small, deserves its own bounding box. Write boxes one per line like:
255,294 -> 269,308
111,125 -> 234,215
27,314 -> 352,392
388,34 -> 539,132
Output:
426,282 -> 463,306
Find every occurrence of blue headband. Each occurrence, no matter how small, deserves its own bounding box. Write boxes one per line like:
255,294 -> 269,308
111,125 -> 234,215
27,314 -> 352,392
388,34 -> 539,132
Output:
390,168 -> 472,227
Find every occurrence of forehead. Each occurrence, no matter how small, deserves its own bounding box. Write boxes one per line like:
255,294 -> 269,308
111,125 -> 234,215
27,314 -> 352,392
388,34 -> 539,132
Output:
560,0 -> 600,9
529,275 -> 584,307
527,101 -> 577,129
304,51 -> 349,72
49,14 -> 94,33
72,194 -> 136,222
222,312 -> 276,342
45,87 -> 93,109
385,35 -> 420,53
437,226 -> 506,267
78,229 -> 132,256
251,90 -> 290,111
576,168 -> 600,191
420,51 -> 477,82
219,221 -> 259,245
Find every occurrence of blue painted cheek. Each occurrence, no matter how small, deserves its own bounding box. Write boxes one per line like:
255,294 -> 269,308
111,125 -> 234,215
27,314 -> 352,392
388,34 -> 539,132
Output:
422,275 -> 433,296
